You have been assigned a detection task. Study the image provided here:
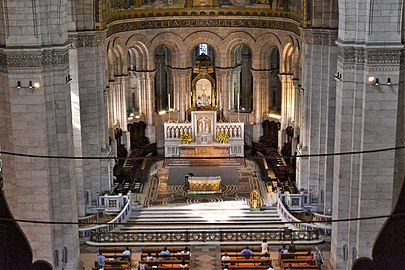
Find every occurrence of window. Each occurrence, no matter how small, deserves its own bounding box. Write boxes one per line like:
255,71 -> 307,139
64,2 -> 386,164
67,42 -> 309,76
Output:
199,44 -> 208,55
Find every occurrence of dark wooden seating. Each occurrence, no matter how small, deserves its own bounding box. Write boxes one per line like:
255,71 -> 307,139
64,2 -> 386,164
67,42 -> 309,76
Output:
278,249 -> 312,262
281,259 -> 317,270
92,259 -> 130,270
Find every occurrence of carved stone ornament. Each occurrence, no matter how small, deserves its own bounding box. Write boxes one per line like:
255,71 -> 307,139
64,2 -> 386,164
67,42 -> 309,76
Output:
301,30 -> 338,46
69,32 -> 105,48
338,47 -> 401,66
4,51 -> 69,68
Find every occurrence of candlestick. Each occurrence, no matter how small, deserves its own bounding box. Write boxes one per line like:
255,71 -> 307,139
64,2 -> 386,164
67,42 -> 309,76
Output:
168,93 -> 171,111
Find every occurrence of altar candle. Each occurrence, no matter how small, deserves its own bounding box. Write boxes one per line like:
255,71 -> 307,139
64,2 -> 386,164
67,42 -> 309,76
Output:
237,93 -> 240,111
168,93 -> 171,110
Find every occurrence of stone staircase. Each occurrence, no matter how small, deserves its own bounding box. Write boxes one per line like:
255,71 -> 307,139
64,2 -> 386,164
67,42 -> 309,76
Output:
105,201 -> 299,245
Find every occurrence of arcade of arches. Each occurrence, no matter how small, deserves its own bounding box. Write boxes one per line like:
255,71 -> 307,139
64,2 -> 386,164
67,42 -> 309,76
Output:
0,1 -> 404,270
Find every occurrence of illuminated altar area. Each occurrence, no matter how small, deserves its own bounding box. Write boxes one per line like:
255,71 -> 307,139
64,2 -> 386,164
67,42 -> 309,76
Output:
164,49 -> 244,158
164,110 -> 244,157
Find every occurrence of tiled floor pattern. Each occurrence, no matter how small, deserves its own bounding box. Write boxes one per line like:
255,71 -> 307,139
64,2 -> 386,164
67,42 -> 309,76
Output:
144,160 -> 266,207
191,245 -> 221,270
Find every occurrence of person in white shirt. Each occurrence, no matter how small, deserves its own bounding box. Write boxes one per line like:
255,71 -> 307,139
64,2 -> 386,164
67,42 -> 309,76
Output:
180,247 -> 191,256
221,252 -> 231,267
261,239 -> 269,253
267,264 -> 275,270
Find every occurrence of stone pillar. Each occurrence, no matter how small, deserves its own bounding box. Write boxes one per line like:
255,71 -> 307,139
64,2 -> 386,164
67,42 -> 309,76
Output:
144,71 -> 156,141
298,29 -> 338,211
171,69 -> 191,122
278,74 -> 294,149
0,0 -> 80,268
331,45 -> 401,270
69,31 -> 109,215
216,69 -> 232,120
252,70 -> 269,141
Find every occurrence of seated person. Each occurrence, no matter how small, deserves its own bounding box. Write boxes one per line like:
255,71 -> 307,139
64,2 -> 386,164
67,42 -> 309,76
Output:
221,252 -> 231,267
267,264 -> 275,270
148,252 -> 161,267
260,252 -> 270,266
288,241 -> 296,252
286,263 -> 293,270
279,245 -> 289,254
160,247 -> 170,260
123,247 -> 131,262
138,261 -> 146,270
306,251 -> 313,261
146,252 -> 154,261
240,246 -> 254,258
180,259 -> 188,269
180,247 -> 191,256
96,252 -> 106,268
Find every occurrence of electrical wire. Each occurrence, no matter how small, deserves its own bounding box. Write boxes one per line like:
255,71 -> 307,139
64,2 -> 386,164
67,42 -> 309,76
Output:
0,212 -> 404,226
0,145 -> 404,161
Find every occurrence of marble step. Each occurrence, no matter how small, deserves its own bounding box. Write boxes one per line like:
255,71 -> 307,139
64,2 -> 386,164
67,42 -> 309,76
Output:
119,224 -> 286,230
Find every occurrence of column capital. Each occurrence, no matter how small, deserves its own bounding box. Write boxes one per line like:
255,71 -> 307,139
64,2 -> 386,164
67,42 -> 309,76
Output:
251,69 -> 271,79
215,68 -> 233,77
301,28 -> 338,46
170,68 -> 192,77
129,70 -> 156,79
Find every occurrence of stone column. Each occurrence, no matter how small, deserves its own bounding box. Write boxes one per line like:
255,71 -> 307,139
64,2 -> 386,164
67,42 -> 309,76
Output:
278,73 -> 294,149
252,70 -> 269,141
171,69 -> 191,122
69,31 -> 109,215
298,29 -> 337,211
0,0 -> 81,268
216,69 -> 233,120
331,45 -> 401,270
144,71 -> 156,141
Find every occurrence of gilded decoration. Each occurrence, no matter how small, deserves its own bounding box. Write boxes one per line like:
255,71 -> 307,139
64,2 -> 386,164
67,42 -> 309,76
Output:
107,18 -> 301,36
103,0 -> 303,26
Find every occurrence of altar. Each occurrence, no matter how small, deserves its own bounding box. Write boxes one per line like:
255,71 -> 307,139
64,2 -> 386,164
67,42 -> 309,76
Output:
164,110 -> 244,157
187,176 -> 222,194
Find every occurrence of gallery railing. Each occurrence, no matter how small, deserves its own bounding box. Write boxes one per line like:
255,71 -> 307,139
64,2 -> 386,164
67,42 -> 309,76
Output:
277,194 -> 332,242
78,195 -> 132,243
89,228 -> 319,243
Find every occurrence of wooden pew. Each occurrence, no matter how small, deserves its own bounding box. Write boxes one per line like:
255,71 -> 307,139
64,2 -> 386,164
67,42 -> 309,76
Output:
281,259 -> 317,270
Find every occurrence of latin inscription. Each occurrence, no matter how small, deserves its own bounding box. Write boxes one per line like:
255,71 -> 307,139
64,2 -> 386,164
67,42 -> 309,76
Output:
107,18 -> 299,36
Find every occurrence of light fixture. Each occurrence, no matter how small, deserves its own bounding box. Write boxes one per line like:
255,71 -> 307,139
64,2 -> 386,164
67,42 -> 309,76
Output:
158,110 -> 167,115
374,78 -> 379,86
33,82 -> 40,88
387,78 -> 391,86
29,81 -> 33,89
268,113 -> 282,120
368,76 -> 376,84
66,74 -> 72,83
334,72 -> 342,81
17,81 -> 21,88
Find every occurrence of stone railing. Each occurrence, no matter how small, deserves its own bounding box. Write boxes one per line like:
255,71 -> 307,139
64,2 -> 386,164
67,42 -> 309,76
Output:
78,195 -> 132,243
164,122 -> 244,141
277,194 -> 331,242
78,214 -> 98,227
89,228 -> 319,244
216,122 -> 244,140
164,123 -> 193,141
